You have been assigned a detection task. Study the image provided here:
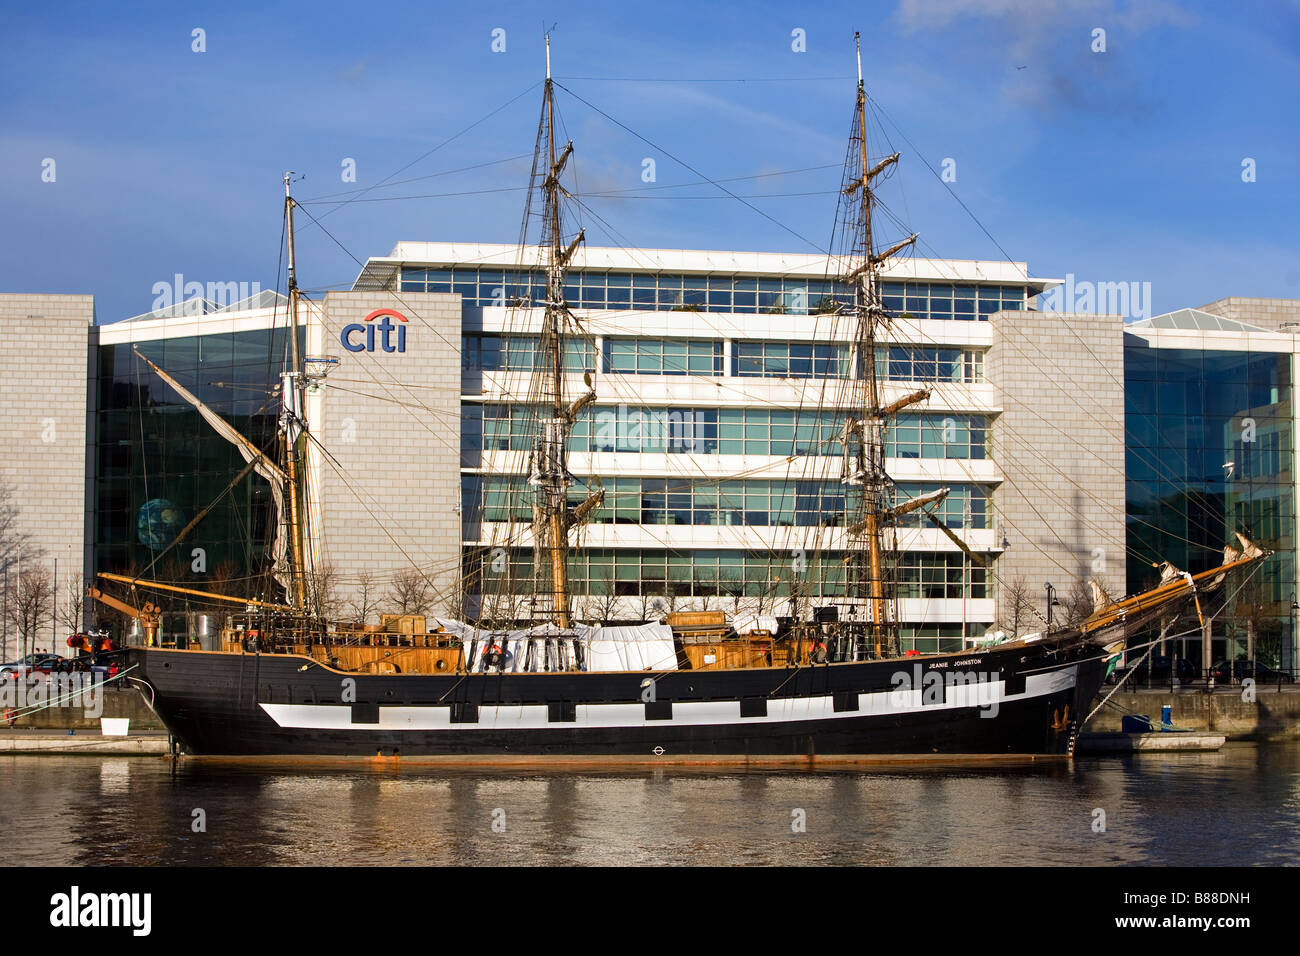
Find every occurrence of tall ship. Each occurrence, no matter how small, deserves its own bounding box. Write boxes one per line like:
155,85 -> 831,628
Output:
105,36 -> 1269,761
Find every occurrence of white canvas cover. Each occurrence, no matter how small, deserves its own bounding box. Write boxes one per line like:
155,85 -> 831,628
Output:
434,620 -> 678,673
582,623 -> 679,672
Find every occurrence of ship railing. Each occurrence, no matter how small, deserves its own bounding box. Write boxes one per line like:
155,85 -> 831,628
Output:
219,628 -> 463,655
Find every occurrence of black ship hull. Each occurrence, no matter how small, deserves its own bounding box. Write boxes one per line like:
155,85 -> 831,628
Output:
128,637 -> 1110,760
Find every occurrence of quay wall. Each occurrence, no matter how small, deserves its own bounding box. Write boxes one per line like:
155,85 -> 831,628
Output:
4,686 -> 164,730
1087,688 -> 1300,740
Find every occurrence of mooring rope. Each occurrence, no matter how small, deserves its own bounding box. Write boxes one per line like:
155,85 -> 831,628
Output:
2,664 -> 140,721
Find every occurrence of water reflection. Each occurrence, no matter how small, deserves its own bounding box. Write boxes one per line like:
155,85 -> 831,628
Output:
2,744 -> 1297,866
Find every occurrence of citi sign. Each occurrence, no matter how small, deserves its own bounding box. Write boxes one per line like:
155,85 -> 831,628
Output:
341,309 -> 408,353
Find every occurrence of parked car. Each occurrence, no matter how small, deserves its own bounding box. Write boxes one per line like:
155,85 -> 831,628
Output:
1109,654 -> 1199,684
67,653 -> 121,683
0,653 -> 73,680
1210,660 -> 1295,683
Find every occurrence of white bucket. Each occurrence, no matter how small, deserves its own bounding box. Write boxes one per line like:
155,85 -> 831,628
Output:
100,718 -> 130,736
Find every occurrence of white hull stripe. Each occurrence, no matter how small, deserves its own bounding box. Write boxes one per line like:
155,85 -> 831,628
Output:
259,667 -> 1077,732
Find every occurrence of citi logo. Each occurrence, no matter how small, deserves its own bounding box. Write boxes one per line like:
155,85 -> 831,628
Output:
341,308 -> 408,353
49,886 -> 151,936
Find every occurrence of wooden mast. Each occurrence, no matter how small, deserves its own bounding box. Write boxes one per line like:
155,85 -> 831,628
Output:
529,35 -> 599,629
282,173 -> 309,615
842,33 -> 918,657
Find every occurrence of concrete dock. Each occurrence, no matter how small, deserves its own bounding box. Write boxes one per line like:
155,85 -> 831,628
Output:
0,730 -> 170,755
1076,731 -> 1228,753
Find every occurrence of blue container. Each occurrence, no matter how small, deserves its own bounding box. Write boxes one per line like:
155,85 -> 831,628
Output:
1161,705 -> 1173,730
1122,715 -> 1153,733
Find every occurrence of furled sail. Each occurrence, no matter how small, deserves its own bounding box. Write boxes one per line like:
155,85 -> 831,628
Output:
134,350 -> 292,596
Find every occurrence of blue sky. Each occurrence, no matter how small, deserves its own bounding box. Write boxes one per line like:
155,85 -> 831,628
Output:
1,0 -> 1297,322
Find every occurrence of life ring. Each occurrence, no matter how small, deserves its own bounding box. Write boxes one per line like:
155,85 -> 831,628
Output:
4,708 -> 16,727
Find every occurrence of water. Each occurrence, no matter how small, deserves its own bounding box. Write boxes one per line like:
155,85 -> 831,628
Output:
2,743 -> 1297,866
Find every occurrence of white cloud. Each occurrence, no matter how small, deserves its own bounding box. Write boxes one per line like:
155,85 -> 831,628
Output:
894,0 -> 1197,116
895,0 -> 1195,60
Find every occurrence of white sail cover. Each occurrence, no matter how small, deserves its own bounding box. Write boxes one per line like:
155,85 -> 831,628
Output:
583,623 -> 678,671
434,619 -> 678,673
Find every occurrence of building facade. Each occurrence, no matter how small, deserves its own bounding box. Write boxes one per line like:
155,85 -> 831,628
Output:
0,294 -> 96,660
7,250 -> 1296,671
359,243 -> 1124,652
1125,306 -> 1300,674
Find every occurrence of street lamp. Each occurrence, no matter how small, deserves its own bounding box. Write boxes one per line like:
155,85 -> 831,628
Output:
1045,582 -> 1061,630
1291,592 -> 1299,679
1,560 -> 7,662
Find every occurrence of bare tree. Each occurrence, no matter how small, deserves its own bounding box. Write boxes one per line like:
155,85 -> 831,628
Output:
158,551 -> 193,586
997,574 -> 1035,638
5,567 -> 53,658
753,569 -> 781,617
307,561 -> 345,621
578,591 -> 614,626
634,592 -> 654,622
57,571 -> 85,637
1,481 -> 40,659
208,559 -> 247,600
0,481 -> 34,571
348,570 -> 380,626
385,568 -> 433,616
632,591 -> 673,622
589,590 -> 621,625
1061,579 -> 1096,628
718,567 -> 743,602
440,579 -> 467,623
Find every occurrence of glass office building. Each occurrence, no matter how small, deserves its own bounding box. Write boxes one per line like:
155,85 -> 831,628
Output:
1125,309 -> 1296,672
412,243 -> 1027,652
93,313 -> 302,602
